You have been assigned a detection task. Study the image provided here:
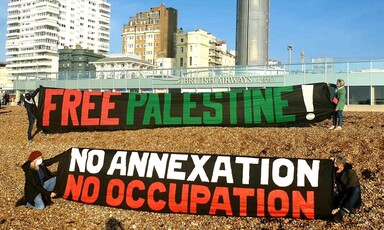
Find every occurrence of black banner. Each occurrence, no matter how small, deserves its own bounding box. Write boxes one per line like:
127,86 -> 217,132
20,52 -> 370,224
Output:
54,148 -> 334,219
37,83 -> 334,132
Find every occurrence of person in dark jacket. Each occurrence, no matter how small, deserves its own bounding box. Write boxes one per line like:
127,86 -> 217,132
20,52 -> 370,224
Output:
21,151 -> 59,210
331,154 -> 362,219
24,87 -> 40,142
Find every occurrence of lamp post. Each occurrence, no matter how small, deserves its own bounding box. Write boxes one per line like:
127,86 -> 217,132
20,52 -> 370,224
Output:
287,45 -> 293,72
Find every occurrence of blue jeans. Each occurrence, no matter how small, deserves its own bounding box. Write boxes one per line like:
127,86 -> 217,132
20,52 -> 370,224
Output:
332,110 -> 343,127
342,186 -> 362,212
27,116 -> 36,140
27,177 -> 56,210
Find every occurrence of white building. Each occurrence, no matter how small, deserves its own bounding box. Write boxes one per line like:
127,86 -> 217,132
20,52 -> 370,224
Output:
91,53 -> 155,79
175,29 -> 235,68
6,0 -> 111,76
0,63 -> 13,91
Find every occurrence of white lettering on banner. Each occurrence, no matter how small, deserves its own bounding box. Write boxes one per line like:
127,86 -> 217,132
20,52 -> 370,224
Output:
186,155 -> 211,182
211,156 -> 234,183
69,148 -> 88,172
235,157 -> 260,185
69,149 -> 320,187
297,159 -> 320,187
69,148 -> 105,174
146,153 -> 169,179
272,159 -> 295,187
87,150 -> 105,174
107,151 -> 128,176
127,152 -> 149,177
260,158 -> 270,185
167,154 -> 188,180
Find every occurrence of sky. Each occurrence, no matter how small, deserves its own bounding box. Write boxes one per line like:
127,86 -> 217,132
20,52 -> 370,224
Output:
1,0 -> 384,64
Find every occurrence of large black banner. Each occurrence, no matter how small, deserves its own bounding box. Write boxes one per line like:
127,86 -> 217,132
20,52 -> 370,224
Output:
54,148 -> 334,219
37,83 -> 334,132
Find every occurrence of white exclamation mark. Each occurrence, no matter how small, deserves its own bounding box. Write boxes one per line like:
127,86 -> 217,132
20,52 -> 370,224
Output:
301,85 -> 316,120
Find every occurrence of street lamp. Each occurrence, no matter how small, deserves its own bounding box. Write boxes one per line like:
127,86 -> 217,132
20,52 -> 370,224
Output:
301,50 -> 305,73
287,45 -> 293,72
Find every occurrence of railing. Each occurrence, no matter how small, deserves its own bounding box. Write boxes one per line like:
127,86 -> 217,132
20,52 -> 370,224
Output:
10,60 -> 384,105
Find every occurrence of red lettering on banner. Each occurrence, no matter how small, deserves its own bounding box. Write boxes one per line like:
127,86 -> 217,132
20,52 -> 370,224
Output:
126,180 -> 145,209
147,182 -> 167,211
233,187 -> 255,216
82,91 -> 102,125
106,179 -> 125,207
62,89 -> 82,126
101,92 -> 121,125
43,89 -> 64,126
292,191 -> 315,219
190,185 -> 211,214
268,190 -> 289,217
63,174 -> 83,200
257,188 -> 265,217
168,183 -> 189,213
80,176 -> 100,204
209,187 -> 233,216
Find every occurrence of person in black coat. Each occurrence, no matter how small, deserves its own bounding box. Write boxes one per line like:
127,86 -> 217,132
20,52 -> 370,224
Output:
331,154 -> 362,220
20,151 -> 60,210
24,87 -> 40,142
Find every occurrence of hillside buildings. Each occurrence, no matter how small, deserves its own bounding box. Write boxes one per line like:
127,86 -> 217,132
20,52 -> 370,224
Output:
122,4 -> 178,65
6,0 -> 111,76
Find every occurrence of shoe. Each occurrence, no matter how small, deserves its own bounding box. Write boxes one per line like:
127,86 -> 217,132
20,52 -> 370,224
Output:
28,139 -> 32,143
334,126 -> 342,130
332,211 -> 343,223
16,197 -> 27,207
328,126 -> 335,130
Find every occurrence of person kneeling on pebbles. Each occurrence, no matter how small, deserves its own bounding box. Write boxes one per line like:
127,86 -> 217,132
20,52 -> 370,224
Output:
16,151 -> 60,209
331,154 -> 362,222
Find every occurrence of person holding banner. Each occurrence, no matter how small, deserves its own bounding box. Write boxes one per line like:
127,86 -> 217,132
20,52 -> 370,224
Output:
329,79 -> 346,130
24,86 -> 48,142
19,151 -> 59,210
23,87 -> 40,142
331,155 -> 362,221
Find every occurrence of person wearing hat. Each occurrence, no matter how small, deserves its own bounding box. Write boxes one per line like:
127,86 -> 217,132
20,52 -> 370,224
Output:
19,150 -> 60,209
23,87 -> 48,142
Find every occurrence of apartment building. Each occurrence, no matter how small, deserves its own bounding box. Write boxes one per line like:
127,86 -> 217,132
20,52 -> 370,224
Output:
6,0 -> 111,76
175,29 -> 235,68
122,4 -> 178,65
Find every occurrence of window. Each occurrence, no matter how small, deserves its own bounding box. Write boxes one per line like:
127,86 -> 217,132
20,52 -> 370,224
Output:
180,58 -> 183,67
349,86 -> 370,105
189,57 -> 192,65
181,47 -> 184,53
181,38 -> 184,42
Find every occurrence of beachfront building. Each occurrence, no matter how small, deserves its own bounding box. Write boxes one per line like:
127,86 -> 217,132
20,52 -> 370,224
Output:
122,4 -> 178,66
6,0 -> 111,76
0,63 -> 13,92
175,29 -> 235,68
58,45 -> 106,80
91,53 -> 155,80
